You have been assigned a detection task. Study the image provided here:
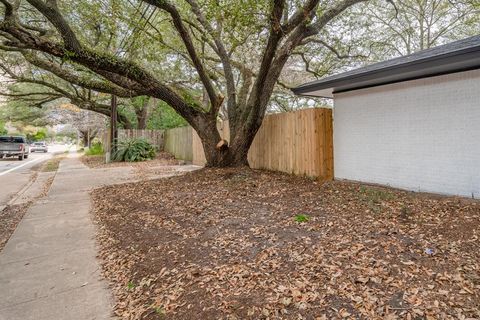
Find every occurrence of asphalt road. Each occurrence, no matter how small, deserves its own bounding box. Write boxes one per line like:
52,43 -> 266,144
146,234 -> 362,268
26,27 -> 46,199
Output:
0,144 -> 68,206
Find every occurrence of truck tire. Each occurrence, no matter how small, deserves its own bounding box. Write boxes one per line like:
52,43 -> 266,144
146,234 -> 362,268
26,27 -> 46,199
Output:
18,154 -> 24,161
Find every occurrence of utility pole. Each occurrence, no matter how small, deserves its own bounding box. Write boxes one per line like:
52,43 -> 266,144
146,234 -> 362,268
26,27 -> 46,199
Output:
110,95 -> 118,159
86,110 -> 90,148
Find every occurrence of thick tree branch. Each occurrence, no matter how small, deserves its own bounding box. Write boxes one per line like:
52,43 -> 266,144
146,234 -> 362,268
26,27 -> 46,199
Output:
0,21 -> 204,124
186,0 -> 235,116
22,52 -> 138,98
304,0 -> 368,38
0,62 -> 133,128
0,0 -> 14,17
144,0 -> 219,110
248,0 -> 286,105
25,0 -> 82,51
282,0 -> 321,33
300,38 -> 367,59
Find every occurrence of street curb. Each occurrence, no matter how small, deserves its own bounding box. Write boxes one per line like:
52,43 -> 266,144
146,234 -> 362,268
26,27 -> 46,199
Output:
7,175 -> 37,206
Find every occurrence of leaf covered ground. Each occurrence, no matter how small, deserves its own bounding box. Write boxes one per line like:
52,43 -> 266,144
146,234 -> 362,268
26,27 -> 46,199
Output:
0,203 -> 30,251
91,168 -> 479,320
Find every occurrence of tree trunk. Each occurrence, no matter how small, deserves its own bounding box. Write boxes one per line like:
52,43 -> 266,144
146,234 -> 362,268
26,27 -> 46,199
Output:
135,97 -> 150,130
80,130 -> 99,148
195,115 -> 262,167
136,105 -> 148,129
118,114 -> 133,129
201,143 -> 249,167
81,133 -> 89,148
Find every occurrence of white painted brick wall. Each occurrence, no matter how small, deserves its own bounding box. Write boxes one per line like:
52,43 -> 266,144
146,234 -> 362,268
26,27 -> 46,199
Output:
333,69 -> 480,198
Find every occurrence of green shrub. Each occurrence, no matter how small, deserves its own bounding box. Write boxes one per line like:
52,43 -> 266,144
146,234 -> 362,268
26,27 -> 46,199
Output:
85,142 -> 104,156
0,121 -> 7,135
112,138 -> 156,162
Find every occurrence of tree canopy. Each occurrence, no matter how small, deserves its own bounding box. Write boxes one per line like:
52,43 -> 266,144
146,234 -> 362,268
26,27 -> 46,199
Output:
0,0 -> 478,166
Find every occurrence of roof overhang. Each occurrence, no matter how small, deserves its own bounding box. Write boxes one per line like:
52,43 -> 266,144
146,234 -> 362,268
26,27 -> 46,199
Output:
292,36 -> 480,98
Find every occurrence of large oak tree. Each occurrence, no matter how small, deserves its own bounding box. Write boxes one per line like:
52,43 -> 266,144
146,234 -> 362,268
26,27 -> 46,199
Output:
0,0 -> 371,166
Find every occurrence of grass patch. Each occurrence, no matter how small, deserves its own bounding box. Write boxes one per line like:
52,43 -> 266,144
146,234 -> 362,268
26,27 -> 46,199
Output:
153,305 -> 166,319
294,214 -> 310,223
359,186 -> 396,213
85,142 -> 104,156
42,156 -> 64,172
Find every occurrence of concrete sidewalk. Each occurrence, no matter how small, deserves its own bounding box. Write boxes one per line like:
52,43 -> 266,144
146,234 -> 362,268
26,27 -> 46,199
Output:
0,154 -> 123,319
0,153 -> 199,320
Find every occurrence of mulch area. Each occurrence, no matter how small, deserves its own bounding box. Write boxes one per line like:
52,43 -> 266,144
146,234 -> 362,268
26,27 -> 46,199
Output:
0,203 -> 31,251
91,168 -> 480,320
81,152 -> 184,169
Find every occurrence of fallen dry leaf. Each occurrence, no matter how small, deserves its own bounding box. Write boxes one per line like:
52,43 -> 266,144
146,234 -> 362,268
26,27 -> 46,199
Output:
91,167 -> 480,319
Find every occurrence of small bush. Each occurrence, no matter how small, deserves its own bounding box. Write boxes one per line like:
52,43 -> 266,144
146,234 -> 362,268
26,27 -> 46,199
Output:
85,142 -> 104,156
113,138 -> 156,162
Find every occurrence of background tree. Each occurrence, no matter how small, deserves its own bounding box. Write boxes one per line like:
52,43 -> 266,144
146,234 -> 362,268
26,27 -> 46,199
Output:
147,101 -> 188,130
0,97 -> 48,128
363,0 -> 480,57
285,0 -> 480,81
0,120 -> 7,134
50,103 -> 108,147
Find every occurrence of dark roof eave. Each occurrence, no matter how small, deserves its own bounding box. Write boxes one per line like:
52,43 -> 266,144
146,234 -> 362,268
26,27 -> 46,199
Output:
292,40 -> 480,97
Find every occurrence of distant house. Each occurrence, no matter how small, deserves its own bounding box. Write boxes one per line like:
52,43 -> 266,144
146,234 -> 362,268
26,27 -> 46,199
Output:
293,35 -> 480,198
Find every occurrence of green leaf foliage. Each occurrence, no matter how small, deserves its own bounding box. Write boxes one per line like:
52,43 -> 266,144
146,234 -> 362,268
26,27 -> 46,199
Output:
0,121 -> 7,135
85,142 -> 104,155
112,138 -> 156,162
147,102 -> 187,130
32,128 -> 48,141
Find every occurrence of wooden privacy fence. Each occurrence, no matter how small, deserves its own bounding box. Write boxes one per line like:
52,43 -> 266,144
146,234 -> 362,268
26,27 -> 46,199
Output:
185,108 -> 333,180
117,129 -> 165,151
164,126 -> 193,161
249,108 -> 333,179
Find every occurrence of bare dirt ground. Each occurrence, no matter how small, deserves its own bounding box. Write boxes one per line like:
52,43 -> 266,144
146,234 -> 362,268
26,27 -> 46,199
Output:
91,168 -> 480,320
81,152 -> 184,169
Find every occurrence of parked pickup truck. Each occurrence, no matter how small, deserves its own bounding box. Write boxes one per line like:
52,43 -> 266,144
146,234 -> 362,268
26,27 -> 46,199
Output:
0,136 -> 30,160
